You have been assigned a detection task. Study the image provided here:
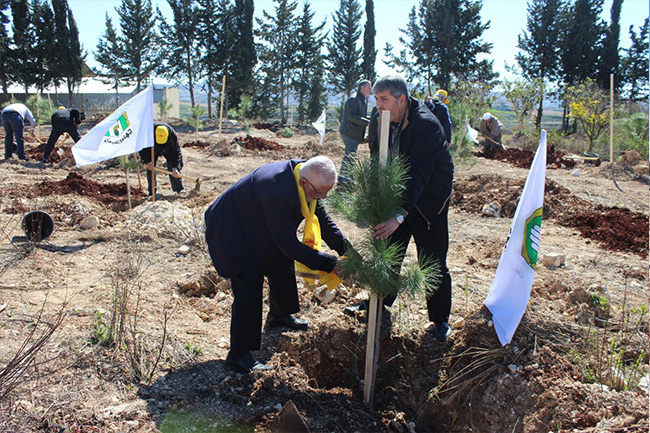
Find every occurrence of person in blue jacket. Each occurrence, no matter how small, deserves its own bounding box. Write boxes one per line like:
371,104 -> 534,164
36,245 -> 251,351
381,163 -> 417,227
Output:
204,156 -> 347,373
346,75 -> 455,342
424,89 -> 452,144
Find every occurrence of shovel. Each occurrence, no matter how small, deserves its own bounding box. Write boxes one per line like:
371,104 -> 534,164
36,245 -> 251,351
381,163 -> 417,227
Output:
151,166 -> 202,191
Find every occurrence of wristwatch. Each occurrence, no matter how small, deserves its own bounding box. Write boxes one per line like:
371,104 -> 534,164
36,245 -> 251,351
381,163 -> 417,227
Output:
395,213 -> 405,224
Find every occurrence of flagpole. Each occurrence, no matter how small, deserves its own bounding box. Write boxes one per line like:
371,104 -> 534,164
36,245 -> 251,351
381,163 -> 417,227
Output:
219,76 -> 226,140
609,74 -> 614,163
151,145 -> 155,203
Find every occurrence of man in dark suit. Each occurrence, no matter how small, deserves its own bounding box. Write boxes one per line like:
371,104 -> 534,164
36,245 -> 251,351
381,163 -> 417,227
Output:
339,80 -> 371,179
204,156 -> 347,373
42,107 -> 85,163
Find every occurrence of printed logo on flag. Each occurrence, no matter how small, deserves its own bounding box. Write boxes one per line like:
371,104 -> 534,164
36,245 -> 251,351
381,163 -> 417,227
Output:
103,112 -> 133,145
521,208 -> 542,269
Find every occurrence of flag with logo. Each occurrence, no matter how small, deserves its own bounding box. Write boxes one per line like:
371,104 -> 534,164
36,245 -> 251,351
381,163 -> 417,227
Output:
484,130 -> 547,346
72,86 -> 153,166
312,109 -> 326,145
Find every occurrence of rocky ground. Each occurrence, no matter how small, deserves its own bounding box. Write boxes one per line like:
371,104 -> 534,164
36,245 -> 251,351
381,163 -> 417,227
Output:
0,119 -> 648,432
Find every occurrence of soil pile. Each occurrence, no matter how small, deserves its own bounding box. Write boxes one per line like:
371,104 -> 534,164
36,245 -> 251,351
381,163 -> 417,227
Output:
123,200 -> 202,241
233,135 -> 285,152
183,140 -> 211,149
475,146 -> 577,169
34,172 -> 146,204
26,143 -> 74,163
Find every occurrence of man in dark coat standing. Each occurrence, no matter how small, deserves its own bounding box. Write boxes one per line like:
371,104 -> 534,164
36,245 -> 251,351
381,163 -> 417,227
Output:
139,122 -> 184,196
204,156 -> 347,373
339,80 -> 371,179
42,107 -> 85,163
348,75 -> 455,342
424,89 -> 452,144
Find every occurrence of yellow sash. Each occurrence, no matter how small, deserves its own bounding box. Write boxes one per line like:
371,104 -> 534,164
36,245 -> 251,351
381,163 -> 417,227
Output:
293,164 -> 341,290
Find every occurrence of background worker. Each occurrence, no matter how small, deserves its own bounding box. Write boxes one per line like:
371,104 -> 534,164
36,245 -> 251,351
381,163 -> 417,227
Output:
139,122 -> 184,196
42,106 -> 85,163
339,80 -> 372,181
204,156 -> 347,373
424,89 -> 452,143
479,112 -> 504,154
346,74 -> 455,342
2,102 -> 36,162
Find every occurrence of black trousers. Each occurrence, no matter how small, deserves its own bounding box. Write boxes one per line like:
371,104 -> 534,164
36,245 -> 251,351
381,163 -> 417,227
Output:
146,156 -> 184,194
43,120 -> 80,162
229,253 -> 299,354
384,202 -> 452,324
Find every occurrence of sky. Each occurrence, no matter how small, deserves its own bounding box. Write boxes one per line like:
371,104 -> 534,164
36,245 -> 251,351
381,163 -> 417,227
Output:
69,0 -> 649,85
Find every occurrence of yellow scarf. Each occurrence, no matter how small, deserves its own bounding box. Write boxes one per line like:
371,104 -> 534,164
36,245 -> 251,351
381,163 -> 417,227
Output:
294,163 -> 341,291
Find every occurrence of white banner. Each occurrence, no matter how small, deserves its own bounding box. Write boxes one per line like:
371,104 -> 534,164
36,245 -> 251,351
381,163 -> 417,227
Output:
312,109 -> 326,145
72,86 -> 153,166
484,130 -> 547,346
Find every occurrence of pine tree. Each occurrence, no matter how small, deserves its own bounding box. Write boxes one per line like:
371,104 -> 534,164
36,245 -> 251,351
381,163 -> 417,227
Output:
362,0 -> 376,82
229,0 -> 256,108
64,5 -> 84,98
255,0 -> 299,123
95,13 -> 130,105
327,0 -> 363,97
620,18 -> 649,102
11,0 -> 36,93
0,0 -> 10,94
160,0 -> 200,107
293,1 -> 327,124
31,0 -> 56,93
596,0 -> 622,91
516,0 -> 565,129
117,0 -> 159,91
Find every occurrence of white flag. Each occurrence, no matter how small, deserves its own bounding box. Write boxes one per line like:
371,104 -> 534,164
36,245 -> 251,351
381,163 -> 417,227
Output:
312,109 -> 326,145
484,130 -> 547,346
466,116 -> 479,144
72,86 -> 154,166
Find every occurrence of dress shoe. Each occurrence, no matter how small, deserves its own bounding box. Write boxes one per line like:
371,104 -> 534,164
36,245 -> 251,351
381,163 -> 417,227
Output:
427,322 -> 452,342
265,313 -> 309,330
225,351 -> 271,374
343,299 -> 369,316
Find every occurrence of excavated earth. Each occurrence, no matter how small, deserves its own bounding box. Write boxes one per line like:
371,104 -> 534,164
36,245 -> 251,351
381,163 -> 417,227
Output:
0,120 -> 647,433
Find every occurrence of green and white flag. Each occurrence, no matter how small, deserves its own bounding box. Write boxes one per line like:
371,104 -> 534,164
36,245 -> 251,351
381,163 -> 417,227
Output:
72,85 -> 153,166
484,130 -> 547,346
312,109 -> 326,145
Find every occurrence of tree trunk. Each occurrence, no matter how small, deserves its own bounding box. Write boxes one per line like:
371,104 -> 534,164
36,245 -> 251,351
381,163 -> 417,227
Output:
535,95 -> 544,130
207,78 -> 213,119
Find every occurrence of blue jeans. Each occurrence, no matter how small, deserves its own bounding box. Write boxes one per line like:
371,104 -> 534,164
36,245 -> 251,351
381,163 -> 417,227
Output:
340,134 -> 360,179
2,110 -> 26,160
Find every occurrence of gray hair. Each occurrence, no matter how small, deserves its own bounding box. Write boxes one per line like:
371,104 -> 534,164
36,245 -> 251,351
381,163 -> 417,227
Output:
372,75 -> 409,99
300,155 -> 337,186
357,80 -> 371,91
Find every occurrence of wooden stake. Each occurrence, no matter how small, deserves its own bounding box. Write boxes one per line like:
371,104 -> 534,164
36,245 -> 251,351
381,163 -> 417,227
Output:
151,145 -> 155,203
610,73 -> 614,163
126,167 -> 132,209
363,109 -> 392,407
218,75 -> 226,140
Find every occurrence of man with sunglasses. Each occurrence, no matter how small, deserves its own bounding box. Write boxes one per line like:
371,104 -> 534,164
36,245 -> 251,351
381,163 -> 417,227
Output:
205,156 -> 347,373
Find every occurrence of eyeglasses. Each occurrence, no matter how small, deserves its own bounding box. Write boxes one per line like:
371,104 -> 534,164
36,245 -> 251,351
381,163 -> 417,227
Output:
303,177 -> 329,199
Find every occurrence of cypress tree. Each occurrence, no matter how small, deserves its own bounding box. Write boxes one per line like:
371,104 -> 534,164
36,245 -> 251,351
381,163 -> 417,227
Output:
0,0 -> 10,94
229,0 -> 256,108
65,6 -> 84,98
95,13 -> 130,104
293,1 -> 327,124
327,0 -> 363,97
255,0 -> 299,123
362,0 -> 376,82
596,0 -> 622,91
516,0 -> 565,129
160,0 -> 200,107
620,19 -> 649,101
117,0 -> 159,91
31,0 -> 56,94
11,0 -> 36,93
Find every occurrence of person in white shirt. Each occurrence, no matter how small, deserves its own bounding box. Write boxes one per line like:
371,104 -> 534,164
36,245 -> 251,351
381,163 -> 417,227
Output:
2,103 -> 36,161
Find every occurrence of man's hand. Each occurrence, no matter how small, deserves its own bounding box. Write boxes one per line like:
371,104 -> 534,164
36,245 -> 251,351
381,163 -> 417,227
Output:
171,168 -> 181,178
147,162 -> 154,171
373,218 -> 400,240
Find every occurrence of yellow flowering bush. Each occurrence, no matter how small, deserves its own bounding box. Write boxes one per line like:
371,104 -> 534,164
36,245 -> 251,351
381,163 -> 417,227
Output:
566,79 -> 609,152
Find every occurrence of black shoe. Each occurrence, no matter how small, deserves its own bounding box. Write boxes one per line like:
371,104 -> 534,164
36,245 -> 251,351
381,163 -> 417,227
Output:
265,313 -> 309,330
343,299 -> 370,316
225,351 -> 271,374
429,322 -> 452,342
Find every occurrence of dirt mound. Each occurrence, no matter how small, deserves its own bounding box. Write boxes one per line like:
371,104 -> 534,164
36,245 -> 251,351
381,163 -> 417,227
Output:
26,143 -> 74,163
233,135 -> 285,151
453,174 -> 648,257
33,172 -> 146,205
476,146 -> 576,169
252,121 -> 284,132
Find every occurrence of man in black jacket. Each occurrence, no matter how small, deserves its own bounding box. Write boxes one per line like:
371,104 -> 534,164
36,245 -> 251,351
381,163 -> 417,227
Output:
348,74 -> 455,342
204,156 -> 347,373
41,107 -> 85,163
339,80 -> 371,179
424,89 -> 452,143
139,122 -> 184,196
